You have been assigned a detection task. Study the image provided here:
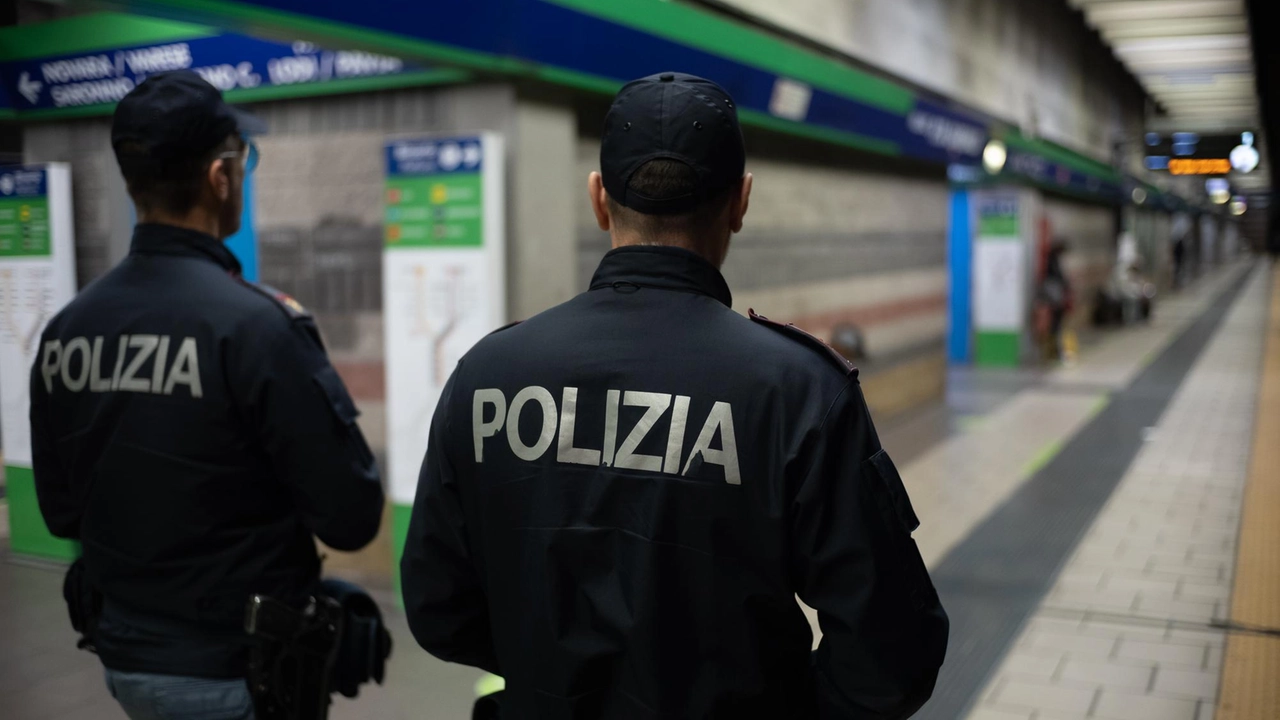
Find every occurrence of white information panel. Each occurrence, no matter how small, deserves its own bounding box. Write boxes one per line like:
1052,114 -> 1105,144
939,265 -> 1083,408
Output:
973,240 -> 1025,331
0,163 -> 76,467
1,163 -> 77,558
382,134 -> 506,512
973,195 -> 1025,332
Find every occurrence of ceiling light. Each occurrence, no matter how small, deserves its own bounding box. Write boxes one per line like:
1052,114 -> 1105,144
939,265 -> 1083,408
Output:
983,140 -> 1007,175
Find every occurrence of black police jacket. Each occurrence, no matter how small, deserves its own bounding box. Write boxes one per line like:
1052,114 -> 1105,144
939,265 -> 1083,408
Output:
29,223 -> 384,678
401,246 -> 948,719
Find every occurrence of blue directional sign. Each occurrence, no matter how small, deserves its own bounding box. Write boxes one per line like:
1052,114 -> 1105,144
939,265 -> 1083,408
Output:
0,33 -> 420,111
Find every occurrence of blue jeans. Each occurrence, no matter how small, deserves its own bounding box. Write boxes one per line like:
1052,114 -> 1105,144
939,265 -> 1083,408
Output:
105,669 -> 255,720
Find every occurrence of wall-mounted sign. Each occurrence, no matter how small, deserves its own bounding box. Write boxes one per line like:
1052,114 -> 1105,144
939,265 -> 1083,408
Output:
1169,158 -> 1231,176
905,103 -> 987,158
0,33 -> 418,111
382,134 -> 505,572
973,194 -> 1025,367
1002,148 -> 1123,200
0,163 -> 78,559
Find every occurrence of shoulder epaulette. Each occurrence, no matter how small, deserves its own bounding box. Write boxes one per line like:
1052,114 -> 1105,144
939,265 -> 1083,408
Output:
237,279 -> 312,321
748,309 -> 858,378
486,319 -> 523,336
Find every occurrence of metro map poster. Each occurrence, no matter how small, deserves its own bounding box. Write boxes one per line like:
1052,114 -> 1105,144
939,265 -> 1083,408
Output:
382,134 -> 506,580
0,164 -> 78,560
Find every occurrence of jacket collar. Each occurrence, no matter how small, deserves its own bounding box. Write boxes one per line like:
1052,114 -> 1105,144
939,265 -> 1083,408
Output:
588,246 -> 733,307
129,223 -> 242,276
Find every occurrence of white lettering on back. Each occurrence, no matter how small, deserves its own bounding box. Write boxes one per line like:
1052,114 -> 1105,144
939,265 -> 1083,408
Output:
41,335 -> 203,398
469,387 -> 741,484
556,387 -> 601,466
506,386 -> 557,462
163,337 -> 202,398
473,389 -> 507,462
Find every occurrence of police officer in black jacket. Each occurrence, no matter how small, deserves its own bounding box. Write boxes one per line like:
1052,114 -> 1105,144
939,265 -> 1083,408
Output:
29,71 -> 384,719
401,72 -> 948,719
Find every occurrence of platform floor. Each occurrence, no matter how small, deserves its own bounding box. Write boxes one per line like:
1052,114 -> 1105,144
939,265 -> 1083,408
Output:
1,259 -> 1274,720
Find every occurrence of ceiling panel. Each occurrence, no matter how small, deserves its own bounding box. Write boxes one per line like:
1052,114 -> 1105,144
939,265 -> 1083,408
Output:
1068,0 -> 1258,133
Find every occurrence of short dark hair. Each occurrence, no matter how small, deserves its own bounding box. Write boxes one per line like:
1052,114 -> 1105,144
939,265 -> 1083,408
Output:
607,159 -> 735,244
115,134 -> 242,215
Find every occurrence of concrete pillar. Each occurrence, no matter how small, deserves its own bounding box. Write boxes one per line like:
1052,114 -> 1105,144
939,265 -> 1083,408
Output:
508,98 -> 578,319
430,86 -> 578,319
24,119 -> 134,286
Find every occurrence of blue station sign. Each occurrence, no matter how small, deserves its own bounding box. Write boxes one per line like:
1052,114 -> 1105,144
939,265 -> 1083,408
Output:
0,32 -> 420,111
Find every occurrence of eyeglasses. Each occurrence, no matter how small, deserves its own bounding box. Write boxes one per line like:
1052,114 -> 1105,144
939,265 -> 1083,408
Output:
217,139 -> 260,174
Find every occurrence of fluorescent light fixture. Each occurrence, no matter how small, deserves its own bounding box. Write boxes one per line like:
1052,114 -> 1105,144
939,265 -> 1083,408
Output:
982,140 -> 1008,175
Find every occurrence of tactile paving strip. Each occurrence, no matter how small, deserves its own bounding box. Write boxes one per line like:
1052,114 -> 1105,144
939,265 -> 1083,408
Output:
1217,265 -> 1280,720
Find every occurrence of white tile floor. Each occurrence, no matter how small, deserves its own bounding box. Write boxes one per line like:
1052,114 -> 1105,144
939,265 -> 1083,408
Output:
964,265 -> 1268,720
802,262 -> 1254,648
1047,268 -> 1248,393
904,262 -> 1254,569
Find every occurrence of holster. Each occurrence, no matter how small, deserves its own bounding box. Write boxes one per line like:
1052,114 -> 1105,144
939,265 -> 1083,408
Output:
244,594 -> 344,720
320,578 -> 392,698
62,558 -> 102,653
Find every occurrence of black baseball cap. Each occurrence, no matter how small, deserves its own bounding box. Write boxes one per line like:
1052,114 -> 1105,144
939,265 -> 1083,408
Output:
601,72 -> 745,215
111,70 -> 266,166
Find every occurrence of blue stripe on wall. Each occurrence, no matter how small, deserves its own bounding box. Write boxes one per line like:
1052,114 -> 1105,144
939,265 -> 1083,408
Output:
223,172 -> 257,281
948,189 -> 972,364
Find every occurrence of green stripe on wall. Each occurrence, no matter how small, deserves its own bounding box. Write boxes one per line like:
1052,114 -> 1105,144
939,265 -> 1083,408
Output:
145,0 -> 915,113
542,0 -> 914,114
127,0 -> 528,75
1005,132 -> 1121,184
738,108 -> 900,156
5,465 -> 80,561
0,12 -> 217,61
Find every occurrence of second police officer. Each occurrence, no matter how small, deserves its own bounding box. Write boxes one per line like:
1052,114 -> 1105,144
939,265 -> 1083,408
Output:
402,72 -> 949,718
29,71 -> 385,719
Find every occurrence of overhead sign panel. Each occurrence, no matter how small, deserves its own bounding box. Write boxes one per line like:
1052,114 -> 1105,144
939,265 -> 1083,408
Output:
1169,158 -> 1231,175
0,33 -> 419,111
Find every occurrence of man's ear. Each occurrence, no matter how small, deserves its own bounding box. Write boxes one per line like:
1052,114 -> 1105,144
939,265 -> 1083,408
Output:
730,173 -> 753,234
207,158 -> 230,202
588,171 -> 611,232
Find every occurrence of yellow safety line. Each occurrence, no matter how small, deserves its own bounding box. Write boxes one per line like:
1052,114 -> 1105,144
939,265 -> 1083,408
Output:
1218,264 -> 1280,720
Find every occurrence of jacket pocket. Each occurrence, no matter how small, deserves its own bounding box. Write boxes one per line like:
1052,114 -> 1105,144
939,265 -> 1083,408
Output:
312,365 -> 360,426
865,449 -> 935,610
312,365 -> 374,466
869,449 -> 919,534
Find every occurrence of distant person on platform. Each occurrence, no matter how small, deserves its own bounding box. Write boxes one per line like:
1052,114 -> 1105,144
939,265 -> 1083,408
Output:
1171,213 -> 1191,289
400,72 -> 949,719
29,71 -> 384,719
1040,239 -> 1073,361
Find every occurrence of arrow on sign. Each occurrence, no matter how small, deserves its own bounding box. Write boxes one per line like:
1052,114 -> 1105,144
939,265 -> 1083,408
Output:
463,143 -> 481,168
17,72 -> 43,104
